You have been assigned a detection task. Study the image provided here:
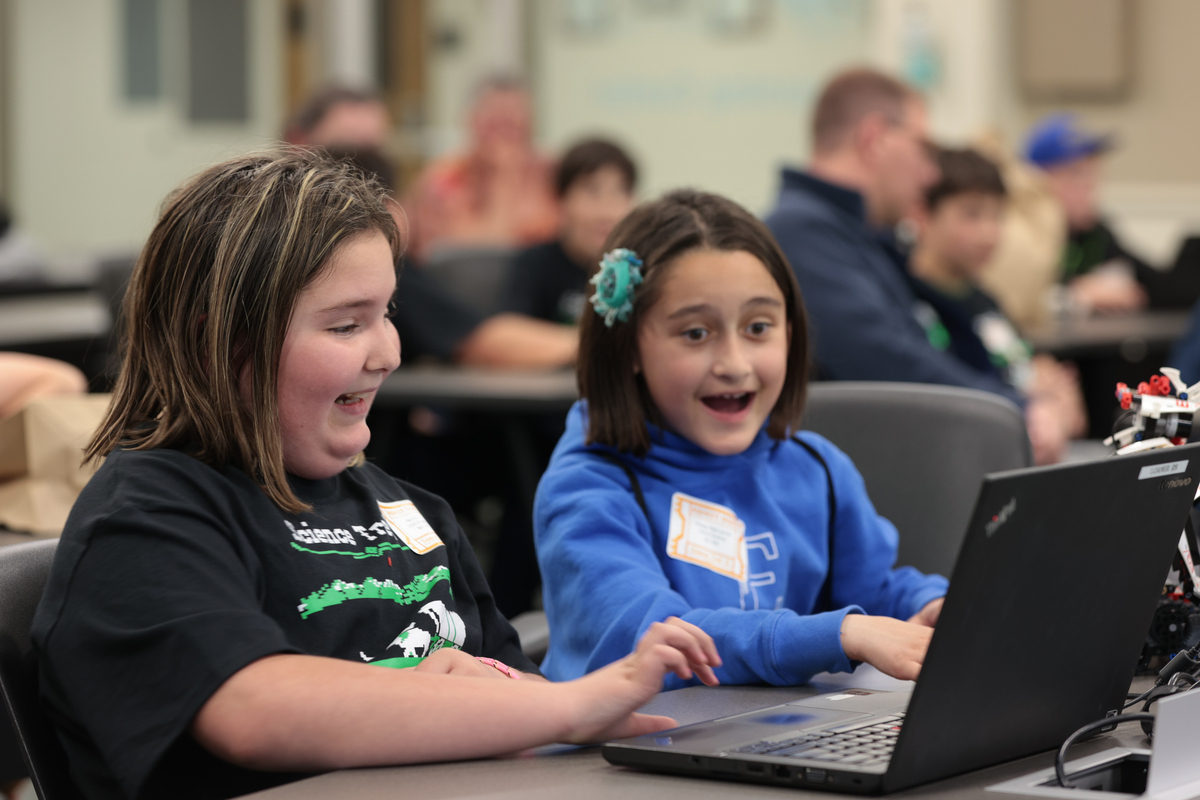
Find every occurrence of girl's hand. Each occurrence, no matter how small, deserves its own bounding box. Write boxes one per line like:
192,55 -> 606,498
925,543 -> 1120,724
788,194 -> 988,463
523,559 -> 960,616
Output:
412,649 -> 510,679
907,597 -> 943,628
839,614 -> 933,682
563,617 -> 722,744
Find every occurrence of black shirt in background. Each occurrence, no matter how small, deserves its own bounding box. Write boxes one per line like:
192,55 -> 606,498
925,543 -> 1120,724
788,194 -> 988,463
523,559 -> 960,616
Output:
907,277 -> 1034,391
503,241 -> 590,324
1064,221 -> 1200,310
393,265 -> 484,361
31,448 -> 535,800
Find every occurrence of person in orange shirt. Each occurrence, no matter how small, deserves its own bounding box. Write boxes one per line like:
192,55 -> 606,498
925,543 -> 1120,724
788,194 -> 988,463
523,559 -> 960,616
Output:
406,75 -> 558,262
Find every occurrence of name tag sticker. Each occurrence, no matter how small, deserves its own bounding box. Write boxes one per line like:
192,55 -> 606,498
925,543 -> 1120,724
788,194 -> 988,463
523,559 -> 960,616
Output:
378,500 -> 444,554
666,492 -> 746,581
1139,460 -> 1189,480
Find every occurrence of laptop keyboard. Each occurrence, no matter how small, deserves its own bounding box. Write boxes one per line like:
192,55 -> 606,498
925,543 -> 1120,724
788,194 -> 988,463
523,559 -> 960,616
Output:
732,713 -> 904,768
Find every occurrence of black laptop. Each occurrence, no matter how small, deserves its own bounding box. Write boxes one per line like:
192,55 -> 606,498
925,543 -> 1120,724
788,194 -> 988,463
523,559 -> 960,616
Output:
602,444 -> 1200,794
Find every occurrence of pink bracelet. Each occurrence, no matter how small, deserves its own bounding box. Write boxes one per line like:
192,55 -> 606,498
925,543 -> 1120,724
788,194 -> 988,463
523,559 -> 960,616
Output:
476,657 -> 522,679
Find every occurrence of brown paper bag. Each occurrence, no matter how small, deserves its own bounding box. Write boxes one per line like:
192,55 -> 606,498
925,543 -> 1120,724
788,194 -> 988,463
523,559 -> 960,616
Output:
0,395 -> 111,535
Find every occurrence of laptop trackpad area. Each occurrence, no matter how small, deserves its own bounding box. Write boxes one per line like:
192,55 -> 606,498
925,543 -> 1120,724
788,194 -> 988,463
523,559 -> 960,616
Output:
787,689 -> 910,714
634,707 -> 867,753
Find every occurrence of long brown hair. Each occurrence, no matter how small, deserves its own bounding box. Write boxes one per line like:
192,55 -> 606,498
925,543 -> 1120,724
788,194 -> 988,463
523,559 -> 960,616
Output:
88,149 -> 400,512
578,189 -> 809,456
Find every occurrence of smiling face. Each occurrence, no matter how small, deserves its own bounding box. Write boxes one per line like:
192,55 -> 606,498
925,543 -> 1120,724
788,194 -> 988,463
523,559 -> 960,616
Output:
919,191 -> 1006,282
636,249 -> 790,456
274,231 -> 401,479
560,164 -> 635,267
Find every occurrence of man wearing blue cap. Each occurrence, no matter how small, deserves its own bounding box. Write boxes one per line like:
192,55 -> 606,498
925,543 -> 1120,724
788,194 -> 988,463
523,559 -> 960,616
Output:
1026,113 -> 1199,312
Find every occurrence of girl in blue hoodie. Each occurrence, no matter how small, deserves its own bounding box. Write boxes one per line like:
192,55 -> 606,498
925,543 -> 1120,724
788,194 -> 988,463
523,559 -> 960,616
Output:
535,189 -> 949,689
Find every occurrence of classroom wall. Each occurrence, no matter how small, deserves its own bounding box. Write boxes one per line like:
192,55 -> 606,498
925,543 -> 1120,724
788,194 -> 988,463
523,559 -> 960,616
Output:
9,0 -> 285,264
1003,0 -> 1200,265
1010,0 -> 1200,185
423,0 -> 519,160
9,0 -> 1200,264
529,0 -> 871,215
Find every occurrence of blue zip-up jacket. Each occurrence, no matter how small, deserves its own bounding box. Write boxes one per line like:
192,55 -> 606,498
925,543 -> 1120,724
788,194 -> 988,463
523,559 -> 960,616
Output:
535,402 -> 948,688
763,168 -> 1023,406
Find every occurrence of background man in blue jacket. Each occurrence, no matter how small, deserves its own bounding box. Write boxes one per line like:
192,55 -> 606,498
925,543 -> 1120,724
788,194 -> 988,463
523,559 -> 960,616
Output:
765,68 -> 1023,406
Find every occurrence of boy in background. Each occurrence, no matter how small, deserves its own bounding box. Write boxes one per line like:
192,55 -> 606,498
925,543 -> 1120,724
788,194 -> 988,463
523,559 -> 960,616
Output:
503,139 -> 638,323
908,146 -> 1086,464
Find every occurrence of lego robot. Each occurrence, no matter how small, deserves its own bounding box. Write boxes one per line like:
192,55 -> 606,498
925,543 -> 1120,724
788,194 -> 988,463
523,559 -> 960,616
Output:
1105,368 -> 1200,669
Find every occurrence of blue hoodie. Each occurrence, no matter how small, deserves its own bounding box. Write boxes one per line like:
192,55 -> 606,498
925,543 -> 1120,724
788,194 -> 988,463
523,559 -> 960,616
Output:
535,402 -> 948,688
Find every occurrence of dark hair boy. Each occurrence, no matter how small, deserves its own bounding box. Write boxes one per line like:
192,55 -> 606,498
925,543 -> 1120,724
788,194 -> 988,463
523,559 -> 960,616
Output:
502,138 -> 638,324
908,147 -> 1085,464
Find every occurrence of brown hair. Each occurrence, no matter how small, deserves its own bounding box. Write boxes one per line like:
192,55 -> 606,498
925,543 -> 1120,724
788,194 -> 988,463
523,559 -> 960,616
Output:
578,189 -> 809,456
88,149 -> 400,513
925,146 -> 1007,211
555,138 -> 638,197
812,68 -> 917,155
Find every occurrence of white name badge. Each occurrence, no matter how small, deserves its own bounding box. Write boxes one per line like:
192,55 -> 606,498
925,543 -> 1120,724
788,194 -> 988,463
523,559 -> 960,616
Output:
666,492 -> 747,581
377,500 -> 444,555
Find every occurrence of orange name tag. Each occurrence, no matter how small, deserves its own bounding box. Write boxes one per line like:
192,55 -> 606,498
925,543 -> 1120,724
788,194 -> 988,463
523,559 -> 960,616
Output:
666,492 -> 746,581
378,500 -> 444,554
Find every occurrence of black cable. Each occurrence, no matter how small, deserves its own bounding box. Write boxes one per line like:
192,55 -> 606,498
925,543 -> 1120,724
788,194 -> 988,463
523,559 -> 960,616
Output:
1123,688 -> 1156,710
1056,714 -> 1156,789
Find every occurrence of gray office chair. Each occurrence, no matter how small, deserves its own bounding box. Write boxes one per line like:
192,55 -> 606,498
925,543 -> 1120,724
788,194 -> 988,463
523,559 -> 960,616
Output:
509,610 -> 550,665
422,246 -> 516,317
0,539 -> 83,800
802,381 -> 1033,577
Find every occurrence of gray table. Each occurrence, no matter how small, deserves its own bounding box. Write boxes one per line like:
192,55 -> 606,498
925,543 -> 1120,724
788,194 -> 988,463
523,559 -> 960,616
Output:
236,669 -> 1156,800
1026,311 -> 1190,360
0,292 -> 110,349
376,365 -> 578,413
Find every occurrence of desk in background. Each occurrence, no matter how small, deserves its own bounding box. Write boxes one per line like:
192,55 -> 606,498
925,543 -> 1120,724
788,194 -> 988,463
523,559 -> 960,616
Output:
236,668 -> 1156,800
1026,310 -> 1189,361
0,290 -> 113,389
371,365 -> 578,496
0,291 -> 109,349
1027,311 -> 1191,438
375,365 -> 578,413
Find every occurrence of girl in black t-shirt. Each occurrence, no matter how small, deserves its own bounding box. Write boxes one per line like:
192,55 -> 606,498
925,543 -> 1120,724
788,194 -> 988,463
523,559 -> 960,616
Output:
32,150 -> 719,800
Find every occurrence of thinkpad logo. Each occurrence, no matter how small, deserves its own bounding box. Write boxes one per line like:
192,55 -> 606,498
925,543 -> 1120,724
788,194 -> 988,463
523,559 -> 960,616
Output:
1160,476 -> 1193,490
985,498 -> 1016,537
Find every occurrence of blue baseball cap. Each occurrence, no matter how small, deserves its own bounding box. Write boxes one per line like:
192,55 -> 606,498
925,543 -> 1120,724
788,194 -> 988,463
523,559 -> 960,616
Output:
1024,114 -> 1113,168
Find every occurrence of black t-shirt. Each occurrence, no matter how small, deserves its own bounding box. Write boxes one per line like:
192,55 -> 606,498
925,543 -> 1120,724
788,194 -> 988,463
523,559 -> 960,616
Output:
908,277 -> 1033,391
393,264 -> 484,361
502,241 -> 590,324
1063,221 -> 1200,310
31,448 -> 536,800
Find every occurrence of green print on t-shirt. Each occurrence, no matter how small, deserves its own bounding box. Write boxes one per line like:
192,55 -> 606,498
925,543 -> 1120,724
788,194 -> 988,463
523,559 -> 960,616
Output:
297,566 -> 452,619
289,540 -> 411,559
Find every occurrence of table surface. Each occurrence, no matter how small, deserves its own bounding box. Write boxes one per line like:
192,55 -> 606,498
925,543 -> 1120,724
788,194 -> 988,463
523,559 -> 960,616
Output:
1026,310 -> 1190,357
0,291 -> 110,348
376,364 -> 579,413
237,669 -> 1156,800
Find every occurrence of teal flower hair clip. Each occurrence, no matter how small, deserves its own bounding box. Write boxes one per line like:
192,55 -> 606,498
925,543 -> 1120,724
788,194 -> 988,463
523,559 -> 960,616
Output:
589,248 -> 644,327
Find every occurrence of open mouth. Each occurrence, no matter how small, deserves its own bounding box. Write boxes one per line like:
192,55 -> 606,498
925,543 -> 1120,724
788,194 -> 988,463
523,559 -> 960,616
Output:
701,392 -> 754,414
335,392 -> 368,406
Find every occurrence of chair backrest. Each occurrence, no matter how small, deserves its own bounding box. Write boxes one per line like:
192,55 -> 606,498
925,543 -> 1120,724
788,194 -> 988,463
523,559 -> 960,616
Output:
422,246 -> 516,317
801,381 -> 1032,577
0,539 -> 83,800
508,610 -> 550,666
